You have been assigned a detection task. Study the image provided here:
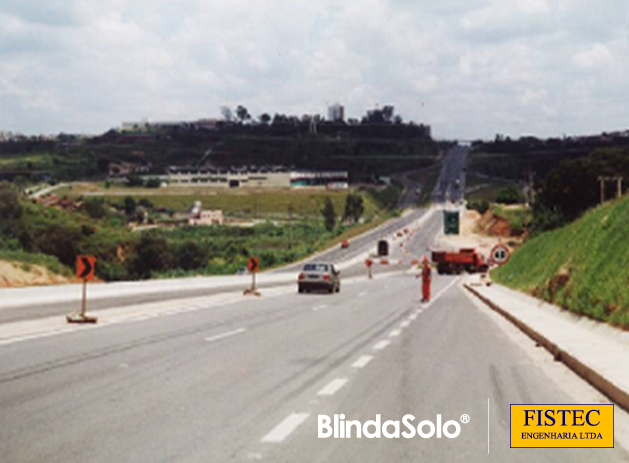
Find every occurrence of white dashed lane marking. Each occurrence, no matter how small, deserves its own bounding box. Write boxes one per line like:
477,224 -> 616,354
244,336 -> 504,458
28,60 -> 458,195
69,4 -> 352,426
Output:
373,340 -> 391,351
317,379 -> 349,396
400,320 -> 411,328
351,355 -> 373,369
260,413 -> 310,443
389,329 -> 402,338
312,305 -> 328,311
205,327 -> 247,343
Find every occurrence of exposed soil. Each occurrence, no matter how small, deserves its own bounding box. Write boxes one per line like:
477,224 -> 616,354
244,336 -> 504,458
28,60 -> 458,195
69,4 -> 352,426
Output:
0,261 -> 71,288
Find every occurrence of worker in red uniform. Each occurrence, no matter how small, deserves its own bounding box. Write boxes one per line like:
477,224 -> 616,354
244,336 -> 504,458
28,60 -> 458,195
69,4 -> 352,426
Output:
420,256 -> 432,303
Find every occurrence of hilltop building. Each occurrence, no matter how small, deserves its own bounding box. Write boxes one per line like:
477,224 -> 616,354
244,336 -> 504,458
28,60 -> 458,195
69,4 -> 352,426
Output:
327,104 -> 345,122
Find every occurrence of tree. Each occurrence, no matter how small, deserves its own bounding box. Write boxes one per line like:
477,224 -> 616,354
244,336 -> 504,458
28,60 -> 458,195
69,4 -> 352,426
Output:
343,193 -> 364,223
124,196 -> 137,216
126,175 -> 144,187
496,186 -> 526,205
236,105 -> 251,123
145,178 -> 161,188
13,175 -> 28,194
259,113 -> 271,125
82,198 -> 107,219
220,106 -> 234,122
382,105 -> 395,123
128,232 -> 174,278
321,197 -> 336,232
96,158 -> 110,173
0,182 -> 23,225
177,241 -> 207,271
33,223 -> 81,267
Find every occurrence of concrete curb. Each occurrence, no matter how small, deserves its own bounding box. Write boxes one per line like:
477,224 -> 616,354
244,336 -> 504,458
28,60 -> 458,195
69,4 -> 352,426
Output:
464,283 -> 629,414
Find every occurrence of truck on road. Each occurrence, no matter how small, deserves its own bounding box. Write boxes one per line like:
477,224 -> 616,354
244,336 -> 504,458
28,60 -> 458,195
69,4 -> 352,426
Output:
431,248 -> 488,275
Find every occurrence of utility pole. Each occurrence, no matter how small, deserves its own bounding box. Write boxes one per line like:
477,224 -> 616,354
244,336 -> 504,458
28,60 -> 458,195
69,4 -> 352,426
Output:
599,176 -> 624,204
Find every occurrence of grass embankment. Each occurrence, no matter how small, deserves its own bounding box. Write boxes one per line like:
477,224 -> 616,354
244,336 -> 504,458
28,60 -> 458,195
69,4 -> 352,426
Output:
407,164 -> 442,205
57,184 -> 382,219
493,197 -> 629,328
465,172 -> 515,202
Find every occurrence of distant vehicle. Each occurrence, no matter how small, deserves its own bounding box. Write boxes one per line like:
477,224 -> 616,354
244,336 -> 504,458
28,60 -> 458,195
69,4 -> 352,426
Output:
341,239 -> 350,249
298,262 -> 340,294
377,240 -> 389,256
236,267 -> 248,275
431,248 -> 488,275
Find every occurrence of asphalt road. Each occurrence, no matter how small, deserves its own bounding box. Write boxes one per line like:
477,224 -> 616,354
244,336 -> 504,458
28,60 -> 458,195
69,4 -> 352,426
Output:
1,272 -> 627,462
433,145 -> 468,204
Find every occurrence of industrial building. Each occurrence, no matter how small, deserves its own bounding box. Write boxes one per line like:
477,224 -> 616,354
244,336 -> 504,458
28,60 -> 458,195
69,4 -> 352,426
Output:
168,168 -> 348,189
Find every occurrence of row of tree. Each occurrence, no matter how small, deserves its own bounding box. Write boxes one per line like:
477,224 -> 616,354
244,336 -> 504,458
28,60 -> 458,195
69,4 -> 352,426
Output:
220,105 -> 416,127
321,193 -> 365,232
531,148 -> 629,233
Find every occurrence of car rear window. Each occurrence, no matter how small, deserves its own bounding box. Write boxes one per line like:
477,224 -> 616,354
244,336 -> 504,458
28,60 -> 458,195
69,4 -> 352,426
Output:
303,263 -> 329,272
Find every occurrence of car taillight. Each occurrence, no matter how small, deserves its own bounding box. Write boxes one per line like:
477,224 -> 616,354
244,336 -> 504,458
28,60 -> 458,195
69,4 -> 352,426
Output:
298,273 -> 305,281
323,274 -> 330,281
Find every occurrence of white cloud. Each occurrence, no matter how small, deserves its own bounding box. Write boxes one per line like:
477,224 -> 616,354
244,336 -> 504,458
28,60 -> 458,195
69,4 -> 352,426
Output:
573,44 -> 613,70
0,0 -> 627,139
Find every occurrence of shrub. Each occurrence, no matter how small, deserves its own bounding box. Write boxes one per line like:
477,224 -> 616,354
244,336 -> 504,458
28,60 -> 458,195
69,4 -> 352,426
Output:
496,186 -> 526,205
82,198 -> 107,219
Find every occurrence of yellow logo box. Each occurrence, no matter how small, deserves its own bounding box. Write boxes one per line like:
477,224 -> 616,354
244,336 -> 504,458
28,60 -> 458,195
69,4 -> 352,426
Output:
511,404 -> 614,448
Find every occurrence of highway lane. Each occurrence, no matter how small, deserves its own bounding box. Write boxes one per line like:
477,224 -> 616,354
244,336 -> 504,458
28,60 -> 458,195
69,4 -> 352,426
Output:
0,209 -> 440,325
1,273 -> 627,462
278,207 -> 431,274
433,145 -> 468,204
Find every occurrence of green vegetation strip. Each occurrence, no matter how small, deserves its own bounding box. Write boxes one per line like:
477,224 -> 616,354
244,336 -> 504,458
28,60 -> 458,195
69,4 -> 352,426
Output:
492,197 -> 629,328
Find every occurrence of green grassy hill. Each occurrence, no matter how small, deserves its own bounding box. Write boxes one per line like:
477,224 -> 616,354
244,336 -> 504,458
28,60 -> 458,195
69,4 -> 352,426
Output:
493,196 -> 629,328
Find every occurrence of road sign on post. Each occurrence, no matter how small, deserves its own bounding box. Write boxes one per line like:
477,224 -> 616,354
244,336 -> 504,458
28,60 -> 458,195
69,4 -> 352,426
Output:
443,210 -> 460,235
244,257 -> 261,296
490,244 -> 510,266
67,255 -> 98,324
76,255 -> 96,280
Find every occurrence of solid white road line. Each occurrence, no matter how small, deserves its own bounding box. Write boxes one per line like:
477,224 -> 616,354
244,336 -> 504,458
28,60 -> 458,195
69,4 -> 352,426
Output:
400,320 -> 411,328
205,327 -> 247,343
373,340 -> 391,351
424,277 -> 461,307
317,378 -> 349,396
351,355 -> 374,369
389,329 -> 402,337
260,413 -> 310,443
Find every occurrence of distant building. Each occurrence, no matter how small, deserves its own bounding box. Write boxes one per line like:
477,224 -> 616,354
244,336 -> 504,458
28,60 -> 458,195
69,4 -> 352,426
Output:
168,167 -> 292,188
121,120 -> 149,132
189,210 -> 224,226
168,167 -> 349,189
290,171 -> 349,189
327,104 -> 345,122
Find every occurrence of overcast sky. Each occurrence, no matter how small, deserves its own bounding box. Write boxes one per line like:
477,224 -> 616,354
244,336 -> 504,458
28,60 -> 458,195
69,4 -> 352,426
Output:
0,0 -> 627,139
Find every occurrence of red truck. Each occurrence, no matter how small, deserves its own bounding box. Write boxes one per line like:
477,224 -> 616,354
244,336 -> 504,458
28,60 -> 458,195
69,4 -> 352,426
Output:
431,248 -> 489,275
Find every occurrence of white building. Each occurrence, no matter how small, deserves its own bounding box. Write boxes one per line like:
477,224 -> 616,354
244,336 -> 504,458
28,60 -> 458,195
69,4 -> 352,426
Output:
327,103 -> 345,122
189,210 -> 224,226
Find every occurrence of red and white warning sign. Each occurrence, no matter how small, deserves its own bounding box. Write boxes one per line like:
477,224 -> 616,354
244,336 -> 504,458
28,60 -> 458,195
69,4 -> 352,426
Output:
490,244 -> 510,265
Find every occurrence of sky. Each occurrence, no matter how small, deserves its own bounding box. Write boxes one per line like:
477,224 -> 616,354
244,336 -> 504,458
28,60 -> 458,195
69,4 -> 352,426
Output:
0,0 -> 627,140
